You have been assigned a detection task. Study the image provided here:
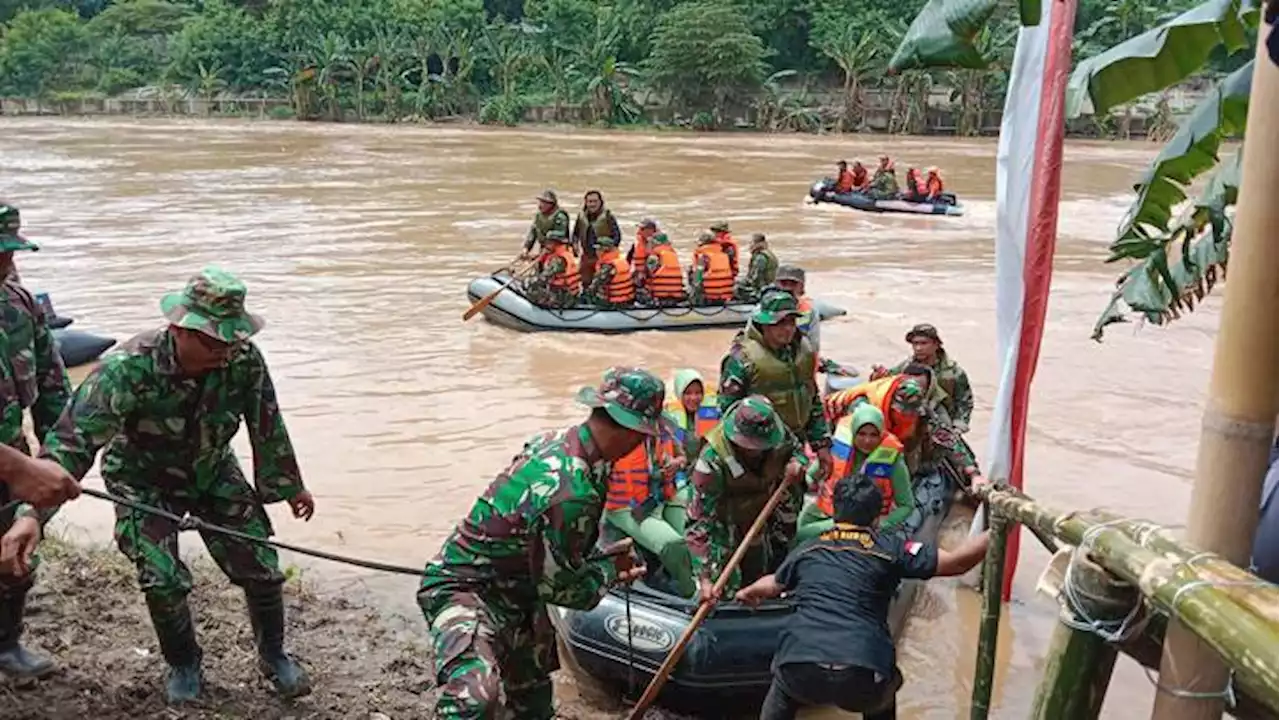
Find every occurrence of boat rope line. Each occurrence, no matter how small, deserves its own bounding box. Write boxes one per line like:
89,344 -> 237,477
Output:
63,487 -> 626,578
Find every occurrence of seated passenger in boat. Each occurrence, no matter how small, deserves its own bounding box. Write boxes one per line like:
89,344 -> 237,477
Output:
664,369 -> 720,473
903,168 -> 927,202
869,156 -> 899,200
689,231 -> 736,305
710,221 -> 740,279
796,404 -> 914,544
581,236 -> 636,308
686,396 -> 809,602
638,233 -> 687,306
924,167 -> 945,201
834,161 -> 856,193
734,233 -> 778,302
735,473 -> 990,720
602,422 -> 695,598
523,229 -> 581,309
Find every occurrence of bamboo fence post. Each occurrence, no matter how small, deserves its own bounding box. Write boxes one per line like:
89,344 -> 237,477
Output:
1030,555 -> 1134,719
970,513 -> 1009,720
1153,14 -> 1280,719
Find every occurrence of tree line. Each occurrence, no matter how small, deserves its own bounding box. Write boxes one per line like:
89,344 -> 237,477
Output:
0,0 -> 1237,133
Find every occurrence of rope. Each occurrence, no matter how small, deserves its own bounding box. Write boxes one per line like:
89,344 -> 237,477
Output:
624,581 -> 637,698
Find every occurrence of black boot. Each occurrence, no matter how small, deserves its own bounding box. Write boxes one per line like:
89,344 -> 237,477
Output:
0,590 -> 54,679
245,586 -> 311,698
145,595 -> 203,704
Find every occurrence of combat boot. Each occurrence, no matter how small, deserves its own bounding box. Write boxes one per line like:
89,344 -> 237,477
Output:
145,595 -> 203,704
245,586 -> 311,698
0,589 -> 54,679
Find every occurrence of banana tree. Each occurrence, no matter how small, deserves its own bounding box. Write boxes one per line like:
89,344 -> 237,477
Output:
815,25 -> 882,132
886,0 -> 1261,340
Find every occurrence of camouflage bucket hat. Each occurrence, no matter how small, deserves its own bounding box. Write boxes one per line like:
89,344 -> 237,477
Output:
905,323 -> 942,344
709,221 -> 730,233
160,266 -> 265,344
753,288 -> 801,326
891,379 -> 925,414
723,395 -> 785,450
536,189 -> 559,204
775,265 -> 805,284
576,366 -> 666,436
697,231 -> 716,245
0,204 -> 39,253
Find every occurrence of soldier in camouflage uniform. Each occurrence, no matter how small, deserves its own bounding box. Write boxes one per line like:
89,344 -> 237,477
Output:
418,367 -> 660,720
0,202 -> 72,679
895,365 -> 983,486
881,324 -> 974,432
719,289 -> 833,482
734,233 -> 778,302
522,189 -> 571,256
580,236 -> 630,307
523,230 -> 581,309
686,395 -> 808,601
39,267 -> 316,704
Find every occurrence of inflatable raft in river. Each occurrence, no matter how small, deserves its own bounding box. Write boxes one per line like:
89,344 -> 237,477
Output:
466,271 -> 848,334
809,179 -> 965,217
550,463 -> 965,716
36,293 -> 117,368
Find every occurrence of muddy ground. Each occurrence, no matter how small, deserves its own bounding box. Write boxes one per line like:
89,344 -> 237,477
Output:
0,535 -> 674,720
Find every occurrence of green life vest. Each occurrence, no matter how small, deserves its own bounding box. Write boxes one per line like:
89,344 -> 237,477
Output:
705,424 -> 790,531
574,209 -> 616,251
738,328 -> 817,434
532,208 -> 568,242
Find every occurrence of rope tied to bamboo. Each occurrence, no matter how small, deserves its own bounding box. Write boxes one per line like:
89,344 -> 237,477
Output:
1059,518 -> 1152,644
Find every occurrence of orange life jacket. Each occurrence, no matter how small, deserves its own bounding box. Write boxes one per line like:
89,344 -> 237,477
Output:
714,231 -> 739,277
632,231 -> 651,277
599,249 -> 635,304
827,375 -> 918,441
541,245 -> 581,295
835,169 -> 855,193
693,244 -> 735,302
906,170 -> 926,198
605,434 -> 676,511
852,166 -> 869,188
817,414 -> 904,518
926,174 -> 944,197
648,245 -> 685,299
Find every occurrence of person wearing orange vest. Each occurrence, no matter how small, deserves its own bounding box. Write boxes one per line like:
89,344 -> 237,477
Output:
523,229 -> 581,308
796,403 -> 914,543
628,217 -> 658,290
903,168 -> 927,202
602,426 -> 695,597
924,167 -> 945,200
834,161 -> 856,194
690,232 -> 735,304
581,236 -> 635,308
639,233 -> 686,305
709,221 -> 739,278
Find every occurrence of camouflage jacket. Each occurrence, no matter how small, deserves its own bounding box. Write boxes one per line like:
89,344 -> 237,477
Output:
741,249 -> 778,292
582,262 -> 616,304
40,327 -> 305,505
0,279 -> 70,450
524,208 -> 571,252
890,349 -> 973,427
718,326 -> 831,450
419,424 -> 619,611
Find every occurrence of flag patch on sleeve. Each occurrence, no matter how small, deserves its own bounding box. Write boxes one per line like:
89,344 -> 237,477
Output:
905,540 -> 923,556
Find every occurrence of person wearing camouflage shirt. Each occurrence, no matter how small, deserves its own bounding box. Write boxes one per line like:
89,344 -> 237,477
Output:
39,267 -> 316,704
0,201 -> 72,680
896,364 -> 983,486
522,189 -> 571,256
734,233 -> 779,302
719,289 -> 833,482
418,367 -> 659,720
883,324 -> 974,432
523,230 -> 581,309
686,395 -> 808,600
580,236 -> 635,308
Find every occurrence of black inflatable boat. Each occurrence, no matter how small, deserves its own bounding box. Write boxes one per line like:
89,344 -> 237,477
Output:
550,465 -> 963,716
36,293 -> 117,368
808,179 -> 965,217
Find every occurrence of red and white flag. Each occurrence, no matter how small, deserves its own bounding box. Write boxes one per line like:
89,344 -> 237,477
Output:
984,0 -> 1078,601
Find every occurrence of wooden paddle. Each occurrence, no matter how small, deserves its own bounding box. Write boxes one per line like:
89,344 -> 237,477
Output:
625,473 -> 797,719
462,262 -> 532,322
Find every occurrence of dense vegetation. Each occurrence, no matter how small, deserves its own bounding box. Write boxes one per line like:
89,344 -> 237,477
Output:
0,0 -> 1234,131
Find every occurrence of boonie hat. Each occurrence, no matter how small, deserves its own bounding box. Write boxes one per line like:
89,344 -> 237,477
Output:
775,265 -> 805,284
891,379 -> 925,415
576,366 -> 666,436
0,204 -> 38,253
709,221 -> 730,233
905,323 -> 942,344
723,395 -> 786,450
536,189 -> 559,204
753,289 -> 801,326
161,266 -> 264,344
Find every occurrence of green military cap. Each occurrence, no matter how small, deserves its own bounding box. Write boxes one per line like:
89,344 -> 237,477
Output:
905,323 -> 942,344
697,231 -> 716,244
752,288 -> 801,326
775,265 -> 805,283
651,233 -> 671,246
709,221 -> 730,233
0,204 -> 39,253
161,266 -> 264,344
723,395 -> 785,450
536,189 -> 559,204
891,379 -> 925,414
546,229 -> 569,242
576,366 -> 667,436
750,232 -> 767,245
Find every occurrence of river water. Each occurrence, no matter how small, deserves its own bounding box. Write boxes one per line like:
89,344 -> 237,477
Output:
0,118 -> 1222,718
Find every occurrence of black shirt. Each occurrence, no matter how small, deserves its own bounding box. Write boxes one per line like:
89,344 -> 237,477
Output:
771,523 -> 938,677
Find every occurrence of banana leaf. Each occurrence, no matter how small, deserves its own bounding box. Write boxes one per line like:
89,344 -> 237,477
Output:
1065,0 -> 1254,119
1092,150 -> 1241,341
888,0 -> 1000,72
1106,60 -> 1252,263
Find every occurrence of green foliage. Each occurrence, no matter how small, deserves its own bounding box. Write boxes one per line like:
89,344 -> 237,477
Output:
0,8 -> 89,97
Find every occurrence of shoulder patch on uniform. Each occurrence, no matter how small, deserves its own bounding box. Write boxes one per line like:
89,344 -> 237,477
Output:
905,540 -> 923,556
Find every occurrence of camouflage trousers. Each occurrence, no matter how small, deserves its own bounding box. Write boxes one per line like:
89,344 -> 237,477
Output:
419,585 -> 558,720
110,476 -> 284,610
698,482 -> 803,594
524,283 -> 578,309
0,472 -> 36,600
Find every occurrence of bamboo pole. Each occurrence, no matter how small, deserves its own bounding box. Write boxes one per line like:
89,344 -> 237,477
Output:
970,514 -> 1009,720
1153,15 -> 1280,718
971,485 -> 1279,711
1030,555 -> 1132,719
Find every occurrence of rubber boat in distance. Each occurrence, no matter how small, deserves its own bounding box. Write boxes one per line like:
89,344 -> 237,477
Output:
36,293 -> 117,368
466,271 -> 848,334
809,180 -> 965,217
550,464 -> 963,716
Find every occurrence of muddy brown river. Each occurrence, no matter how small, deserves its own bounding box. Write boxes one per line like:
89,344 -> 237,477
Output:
0,118 -> 1222,718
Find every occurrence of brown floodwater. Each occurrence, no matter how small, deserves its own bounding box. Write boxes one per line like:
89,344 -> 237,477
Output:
0,118 -> 1223,718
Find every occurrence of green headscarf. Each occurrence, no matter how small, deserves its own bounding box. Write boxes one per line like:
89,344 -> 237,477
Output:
851,403 -> 885,435
673,368 -> 704,398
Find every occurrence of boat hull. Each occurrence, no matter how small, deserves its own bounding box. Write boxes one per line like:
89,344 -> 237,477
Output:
54,328 -> 116,368
809,180 -> 965,217
466,273 -> 848,334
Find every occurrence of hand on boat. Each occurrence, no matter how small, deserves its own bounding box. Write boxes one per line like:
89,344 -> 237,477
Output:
697,577 -> 721,605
